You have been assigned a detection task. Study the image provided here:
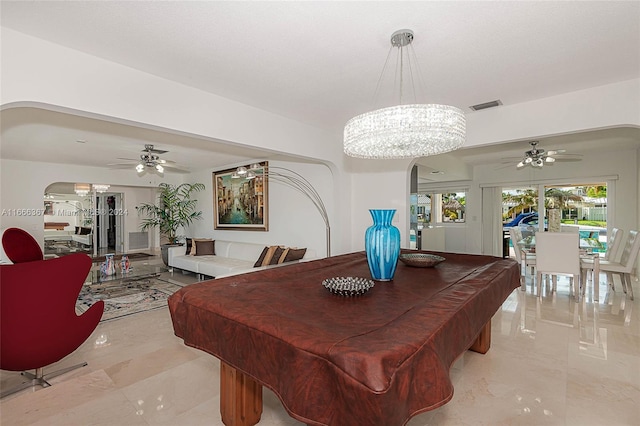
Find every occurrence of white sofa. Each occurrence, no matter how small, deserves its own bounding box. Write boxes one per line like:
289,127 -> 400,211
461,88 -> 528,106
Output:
44,229 -> 73,243
168,240 -> 315,279
72,233 -> 92,246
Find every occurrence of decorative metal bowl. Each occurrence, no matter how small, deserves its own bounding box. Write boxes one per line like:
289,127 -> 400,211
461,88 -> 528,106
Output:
398,253 -> 446,268
322,277 -> 375,297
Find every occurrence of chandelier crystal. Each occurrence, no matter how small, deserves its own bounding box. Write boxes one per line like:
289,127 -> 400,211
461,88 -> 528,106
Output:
93,184 -> 110,193
344,30 -> 466,159
74,183 -> 91,196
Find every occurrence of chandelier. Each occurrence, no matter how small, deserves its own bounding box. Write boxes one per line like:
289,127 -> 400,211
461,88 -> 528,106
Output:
344,30 -> 466,159
93,184 -> 110,193
74,183 -> 91,196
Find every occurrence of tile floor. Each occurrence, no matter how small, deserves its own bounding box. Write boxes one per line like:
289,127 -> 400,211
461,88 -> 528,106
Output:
1,262 -> 638,426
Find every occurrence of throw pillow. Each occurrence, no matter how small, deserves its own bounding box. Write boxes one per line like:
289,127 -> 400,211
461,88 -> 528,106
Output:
75,226 -> 80,234
190,238 -> 212,255
284,247 -> 307,262
254,245 -> 285,267
79,227 -> 91,235
185,238 -> 193,255
194,240 -> 215,256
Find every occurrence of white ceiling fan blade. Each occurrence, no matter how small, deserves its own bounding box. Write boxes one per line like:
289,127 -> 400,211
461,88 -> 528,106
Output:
162,164 -> 191,174
551,154 -> 583,162
107,163 -> 137,169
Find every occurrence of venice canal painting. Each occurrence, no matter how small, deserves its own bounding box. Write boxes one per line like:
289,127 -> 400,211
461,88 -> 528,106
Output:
213,163 -> 268,231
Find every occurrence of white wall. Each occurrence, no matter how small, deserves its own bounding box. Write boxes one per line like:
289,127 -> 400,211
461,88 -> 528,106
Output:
464,79 -> 640,148
0,28 -> 342,163
0,159 -> 175,256
187,160 -> 334,259
346,158 -> 413,251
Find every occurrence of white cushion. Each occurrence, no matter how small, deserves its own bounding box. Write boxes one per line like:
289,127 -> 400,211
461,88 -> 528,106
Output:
198,257 -> 255,277
170,255 -> 198,271
227,241 -> 268,262
213,240 -> 232,257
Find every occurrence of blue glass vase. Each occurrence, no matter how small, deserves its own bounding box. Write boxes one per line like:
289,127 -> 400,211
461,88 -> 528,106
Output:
365,209 -> 401,281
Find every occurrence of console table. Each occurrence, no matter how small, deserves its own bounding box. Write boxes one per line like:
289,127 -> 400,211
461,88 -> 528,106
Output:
169,251 -> 520,426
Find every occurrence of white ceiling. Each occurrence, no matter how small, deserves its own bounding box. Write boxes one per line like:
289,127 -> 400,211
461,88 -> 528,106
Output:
1,1 -> 639,174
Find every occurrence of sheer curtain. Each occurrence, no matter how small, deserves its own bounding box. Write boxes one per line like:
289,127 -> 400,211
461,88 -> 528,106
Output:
481,186 -> 504,256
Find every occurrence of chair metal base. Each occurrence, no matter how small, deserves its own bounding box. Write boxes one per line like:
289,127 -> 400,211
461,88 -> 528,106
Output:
1,362 -> 88,399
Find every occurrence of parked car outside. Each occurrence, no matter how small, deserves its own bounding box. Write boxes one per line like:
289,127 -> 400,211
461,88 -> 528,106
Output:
504,212 -> 546,238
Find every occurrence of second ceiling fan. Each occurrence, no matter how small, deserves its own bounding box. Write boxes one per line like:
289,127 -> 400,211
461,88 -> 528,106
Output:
516,141 -> 582,169
109,144 -> 189,174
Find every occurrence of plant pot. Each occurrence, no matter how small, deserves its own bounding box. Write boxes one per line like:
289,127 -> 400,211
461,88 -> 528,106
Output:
161,243 -> 183,267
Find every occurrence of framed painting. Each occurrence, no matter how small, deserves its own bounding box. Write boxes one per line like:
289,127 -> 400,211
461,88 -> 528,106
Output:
213,162 -> 268,231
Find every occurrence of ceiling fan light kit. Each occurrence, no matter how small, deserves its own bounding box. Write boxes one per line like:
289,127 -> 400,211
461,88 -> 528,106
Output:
107,144 -> 188,174
515,141 -> 577,169
343,29 -> 466,160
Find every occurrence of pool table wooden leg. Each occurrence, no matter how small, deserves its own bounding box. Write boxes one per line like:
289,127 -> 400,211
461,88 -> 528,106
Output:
469,320 -> 491,354
220,361 -> 263,426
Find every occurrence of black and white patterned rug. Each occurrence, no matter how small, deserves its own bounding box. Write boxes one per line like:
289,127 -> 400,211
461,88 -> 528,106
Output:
76,278 -> 184,322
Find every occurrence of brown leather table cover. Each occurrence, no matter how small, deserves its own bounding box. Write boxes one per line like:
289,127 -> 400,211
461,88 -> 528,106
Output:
169,251 -> 520,426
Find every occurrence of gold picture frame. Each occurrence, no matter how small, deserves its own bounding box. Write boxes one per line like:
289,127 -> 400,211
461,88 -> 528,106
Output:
213,162 -> 268,231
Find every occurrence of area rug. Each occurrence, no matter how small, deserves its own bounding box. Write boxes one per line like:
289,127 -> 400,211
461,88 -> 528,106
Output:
76,277 -> 183,322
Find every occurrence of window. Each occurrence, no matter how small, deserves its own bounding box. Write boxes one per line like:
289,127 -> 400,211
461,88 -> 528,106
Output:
416,191 -> 466,226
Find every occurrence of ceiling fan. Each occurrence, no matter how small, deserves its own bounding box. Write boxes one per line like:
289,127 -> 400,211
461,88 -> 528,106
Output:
515,141 -> 582,169
109,144 -> 189,174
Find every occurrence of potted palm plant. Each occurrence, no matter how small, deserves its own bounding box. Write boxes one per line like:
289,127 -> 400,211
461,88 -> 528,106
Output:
136,182 -> 205,265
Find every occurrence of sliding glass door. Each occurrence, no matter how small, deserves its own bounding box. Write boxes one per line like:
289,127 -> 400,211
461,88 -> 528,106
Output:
500,182 -> 608,258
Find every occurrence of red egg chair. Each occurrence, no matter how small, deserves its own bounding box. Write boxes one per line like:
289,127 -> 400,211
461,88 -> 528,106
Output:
0,252 -> 104,398
2,227 -> 44,263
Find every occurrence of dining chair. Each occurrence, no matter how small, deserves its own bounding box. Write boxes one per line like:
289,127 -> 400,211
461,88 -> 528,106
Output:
508,227 -> 536,278
534,232 -> 580,299
581,230 -> 639,301
581,227 -> 624,291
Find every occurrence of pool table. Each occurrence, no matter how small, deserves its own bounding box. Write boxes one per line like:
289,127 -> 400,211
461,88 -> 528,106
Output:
169,251 -> 520,426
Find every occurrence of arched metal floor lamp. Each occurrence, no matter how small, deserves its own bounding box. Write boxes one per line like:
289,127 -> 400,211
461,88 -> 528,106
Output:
236,163 -> 331,258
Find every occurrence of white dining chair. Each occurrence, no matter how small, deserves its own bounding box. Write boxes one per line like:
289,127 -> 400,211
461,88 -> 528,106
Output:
534,232 -> 580,299
581,227 -> 624,291
509,227 -> 536,278
582,230 -> 639,301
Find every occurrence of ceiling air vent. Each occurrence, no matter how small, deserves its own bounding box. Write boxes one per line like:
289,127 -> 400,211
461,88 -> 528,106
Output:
469,100 -> 503,111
